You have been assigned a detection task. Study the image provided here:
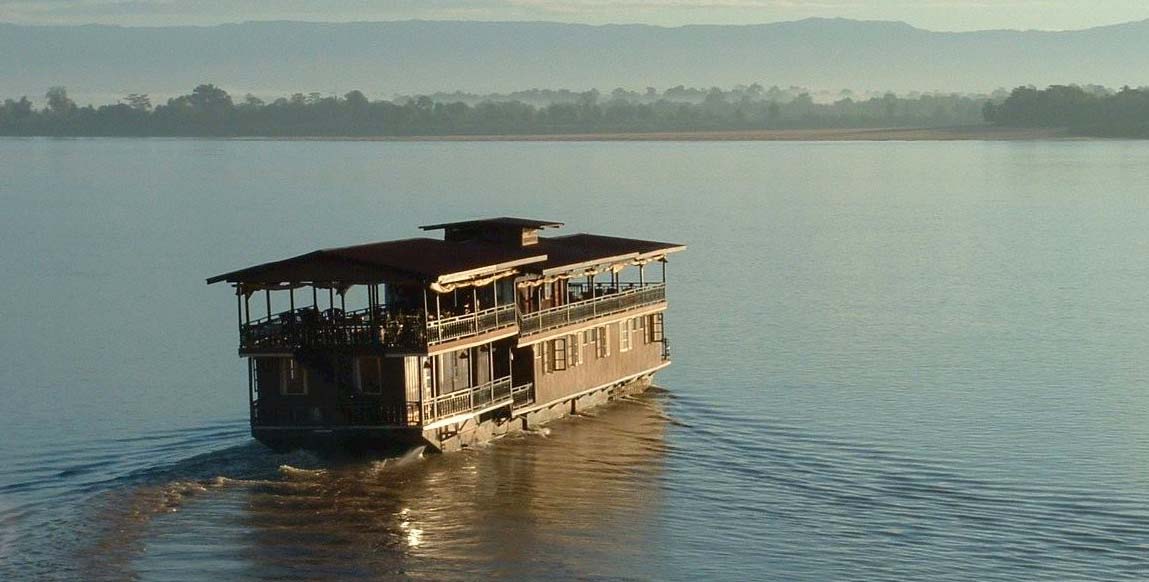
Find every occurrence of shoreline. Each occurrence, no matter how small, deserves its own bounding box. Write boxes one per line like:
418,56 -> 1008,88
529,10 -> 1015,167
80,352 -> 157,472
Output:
246,126 -> 1076,142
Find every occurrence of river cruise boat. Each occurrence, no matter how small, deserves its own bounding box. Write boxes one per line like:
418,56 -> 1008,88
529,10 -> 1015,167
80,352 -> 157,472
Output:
207,218 -> 684,452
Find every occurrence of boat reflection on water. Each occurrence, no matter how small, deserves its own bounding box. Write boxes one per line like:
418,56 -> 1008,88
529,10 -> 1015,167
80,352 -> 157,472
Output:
117,392 -> 671,580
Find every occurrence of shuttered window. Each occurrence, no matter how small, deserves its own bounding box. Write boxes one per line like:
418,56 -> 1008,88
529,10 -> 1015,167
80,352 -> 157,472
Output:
595,326 -> 610,358
553,337 -> 568,371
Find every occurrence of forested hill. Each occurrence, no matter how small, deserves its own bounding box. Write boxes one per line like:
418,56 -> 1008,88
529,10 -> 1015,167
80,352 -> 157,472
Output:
3,18 -> 1149,101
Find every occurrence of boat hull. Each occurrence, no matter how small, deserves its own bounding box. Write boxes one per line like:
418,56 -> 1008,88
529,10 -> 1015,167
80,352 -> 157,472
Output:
252,372 -> 657,454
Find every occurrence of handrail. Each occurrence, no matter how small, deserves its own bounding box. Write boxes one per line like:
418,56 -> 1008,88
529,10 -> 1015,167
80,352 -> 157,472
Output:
240,305 -> 427,352
518,282 -> 666,336
511,382 -> 535,408
426,303 -> 517,345
423,376 -> 514,421
242,283 -> 661,351
251,400 -> 420,427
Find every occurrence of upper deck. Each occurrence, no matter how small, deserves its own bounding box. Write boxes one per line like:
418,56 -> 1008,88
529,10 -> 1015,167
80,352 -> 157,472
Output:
208,218 -> 684,355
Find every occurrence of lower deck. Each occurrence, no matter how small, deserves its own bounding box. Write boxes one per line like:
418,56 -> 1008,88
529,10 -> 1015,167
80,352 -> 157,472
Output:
248,312 -> 668,452
254,362 -> 666,453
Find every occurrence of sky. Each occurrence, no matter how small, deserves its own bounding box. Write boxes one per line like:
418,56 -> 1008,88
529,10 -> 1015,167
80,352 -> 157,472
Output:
1,0 -> 1147,32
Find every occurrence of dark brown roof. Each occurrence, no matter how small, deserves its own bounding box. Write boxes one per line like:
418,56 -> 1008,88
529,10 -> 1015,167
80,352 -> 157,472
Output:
207,226 -> 685,286
530,234 -> 686,275
419,217 -> 563,231
207,238 -> 546,285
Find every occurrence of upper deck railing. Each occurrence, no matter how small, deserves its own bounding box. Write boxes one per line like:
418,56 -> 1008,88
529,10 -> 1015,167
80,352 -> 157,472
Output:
241,306 -> 426,353
240,282 -> 665,352
427,304 -> 517,346
240,302 -> 520,353
518,282 -> 666,336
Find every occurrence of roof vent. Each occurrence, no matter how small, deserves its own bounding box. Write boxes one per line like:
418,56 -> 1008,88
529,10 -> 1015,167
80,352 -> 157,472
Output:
419,217 -> 563,247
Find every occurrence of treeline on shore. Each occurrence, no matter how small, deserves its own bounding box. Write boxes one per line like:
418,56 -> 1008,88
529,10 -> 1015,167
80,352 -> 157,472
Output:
1,84 -> 1146,137
0,85 -> 986,137
984,85 -> 1149,137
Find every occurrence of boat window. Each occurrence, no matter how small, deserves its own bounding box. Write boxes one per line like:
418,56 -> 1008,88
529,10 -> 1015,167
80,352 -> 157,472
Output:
552,337 -> 568,371
355,356 -> 384,395
280,358 -> 308,396
650,314 -> 664,343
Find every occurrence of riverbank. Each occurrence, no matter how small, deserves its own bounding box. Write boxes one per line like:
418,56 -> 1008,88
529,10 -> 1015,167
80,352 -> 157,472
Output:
251,126 -> 1073,142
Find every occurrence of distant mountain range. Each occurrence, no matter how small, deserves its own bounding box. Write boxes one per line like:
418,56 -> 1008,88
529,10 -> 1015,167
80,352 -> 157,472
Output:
3,18 -> 1149,103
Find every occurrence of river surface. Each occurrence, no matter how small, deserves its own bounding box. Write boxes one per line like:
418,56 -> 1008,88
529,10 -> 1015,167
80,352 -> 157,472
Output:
2,138 -> 1149,580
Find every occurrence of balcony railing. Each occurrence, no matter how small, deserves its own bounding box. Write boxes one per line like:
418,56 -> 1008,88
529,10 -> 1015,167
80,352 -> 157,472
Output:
426,303 -> 517,346
241,306 -> 427,353
518,282 -> 666,336
423,376 -> 513,422
251,400 -> 421,427
511,382 -> 535,408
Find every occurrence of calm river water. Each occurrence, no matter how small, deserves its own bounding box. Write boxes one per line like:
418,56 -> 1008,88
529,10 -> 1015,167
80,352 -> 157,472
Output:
2,138 -> 1149,580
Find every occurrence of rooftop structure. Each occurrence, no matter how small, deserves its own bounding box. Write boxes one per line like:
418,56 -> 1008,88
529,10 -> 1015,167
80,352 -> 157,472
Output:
208,217 -> 684,452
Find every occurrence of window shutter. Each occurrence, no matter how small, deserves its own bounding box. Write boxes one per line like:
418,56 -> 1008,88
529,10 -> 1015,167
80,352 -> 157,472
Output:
569,334 -> 580,366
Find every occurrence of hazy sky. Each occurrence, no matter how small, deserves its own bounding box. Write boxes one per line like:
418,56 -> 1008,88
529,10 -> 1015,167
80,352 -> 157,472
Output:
2,0 -> 1147,31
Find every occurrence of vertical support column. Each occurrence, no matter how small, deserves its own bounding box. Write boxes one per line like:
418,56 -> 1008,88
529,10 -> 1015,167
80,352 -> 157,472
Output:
418,357 -> 426,426
491,280 -> 499,325
435,293 -> 443,343
247,358 -> 255,424
265,289 -> 271,320
236,291 -> 243,334
432,355 -> 440,420
368,284 -> 377,344
368,284 -> 375,318
422,286 -> 429,322
639,264 -> 645,286
590,272 -> 597,316
472,287 -> 479,334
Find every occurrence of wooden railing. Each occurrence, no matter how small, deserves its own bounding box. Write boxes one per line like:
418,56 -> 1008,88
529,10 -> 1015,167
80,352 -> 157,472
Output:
242,284 -> 659,352
251,400 -> 420,427
511,382 -> 535,408
241,306 -> 426,353
422,376 -> 513,422
518,282 -> 666,336
426,303 -> 518,346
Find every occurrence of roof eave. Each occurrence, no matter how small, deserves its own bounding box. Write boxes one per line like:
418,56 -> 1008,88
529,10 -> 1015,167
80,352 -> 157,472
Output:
436,254 -> 549,284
